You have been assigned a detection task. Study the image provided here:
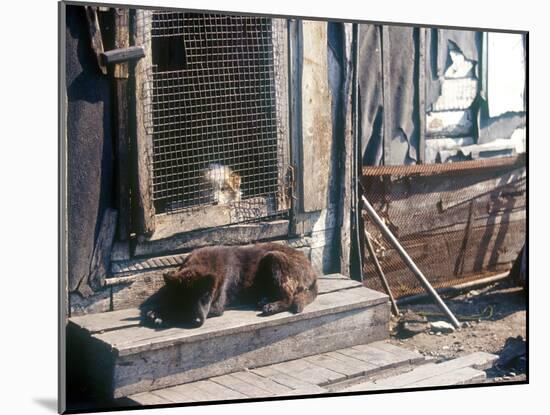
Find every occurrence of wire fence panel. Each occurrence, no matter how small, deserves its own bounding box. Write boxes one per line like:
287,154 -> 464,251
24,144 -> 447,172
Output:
137,12 -> 290,225
360,161 -> 526,298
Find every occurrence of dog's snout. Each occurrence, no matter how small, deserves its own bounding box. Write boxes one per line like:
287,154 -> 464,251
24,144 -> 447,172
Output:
192,317 -> 204,327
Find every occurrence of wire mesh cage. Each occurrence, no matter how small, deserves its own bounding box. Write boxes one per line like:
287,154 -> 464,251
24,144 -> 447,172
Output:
360,161 -> 526,298
136,11 -> 290,224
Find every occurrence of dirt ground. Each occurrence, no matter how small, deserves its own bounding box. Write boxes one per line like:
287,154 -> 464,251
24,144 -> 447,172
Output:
388,277 -> 527,382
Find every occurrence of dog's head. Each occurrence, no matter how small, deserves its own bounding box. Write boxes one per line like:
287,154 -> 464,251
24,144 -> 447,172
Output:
163,266 -> 216,327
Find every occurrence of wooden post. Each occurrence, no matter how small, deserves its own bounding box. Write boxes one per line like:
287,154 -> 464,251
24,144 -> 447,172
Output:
339,23 -> 354,277
113,8 -> 131,241
301,20 -> 332,212
418,28 -> 426,164
132,9 -> 156,235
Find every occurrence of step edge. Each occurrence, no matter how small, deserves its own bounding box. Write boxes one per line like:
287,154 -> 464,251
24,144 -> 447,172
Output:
108,297 -> 390,356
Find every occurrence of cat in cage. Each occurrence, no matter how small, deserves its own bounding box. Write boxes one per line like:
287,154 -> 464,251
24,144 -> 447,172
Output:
203,163 -> 242,205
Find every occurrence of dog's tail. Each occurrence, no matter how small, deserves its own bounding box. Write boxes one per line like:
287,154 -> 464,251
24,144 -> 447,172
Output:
292,279 -> 318,313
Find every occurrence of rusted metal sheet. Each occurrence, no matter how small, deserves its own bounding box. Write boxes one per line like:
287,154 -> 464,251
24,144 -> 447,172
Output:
362,154 -> 524,177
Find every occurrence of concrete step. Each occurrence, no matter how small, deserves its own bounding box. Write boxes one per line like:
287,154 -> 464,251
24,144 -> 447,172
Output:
68,274 -> 390,399
123,340 -> 427,406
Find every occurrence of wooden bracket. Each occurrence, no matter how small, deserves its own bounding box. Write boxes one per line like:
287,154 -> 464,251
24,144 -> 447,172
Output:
101,46 -> 145,66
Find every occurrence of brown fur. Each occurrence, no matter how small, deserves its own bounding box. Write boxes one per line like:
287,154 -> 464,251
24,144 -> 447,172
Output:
142,243 -> 317,328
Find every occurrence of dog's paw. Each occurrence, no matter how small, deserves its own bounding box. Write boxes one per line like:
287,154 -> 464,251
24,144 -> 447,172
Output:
261,302 -> 280,316
145,310 -> 164,327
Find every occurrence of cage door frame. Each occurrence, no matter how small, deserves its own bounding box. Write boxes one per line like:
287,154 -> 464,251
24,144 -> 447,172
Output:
132,12 -> 291,240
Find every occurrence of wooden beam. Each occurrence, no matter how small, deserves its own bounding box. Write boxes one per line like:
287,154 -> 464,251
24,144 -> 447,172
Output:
113,8 -> 131,240
132,10 -> 156,235
339,22 -> 354,276
301,21 -> 332,212
418,27 -> 426,163
102,46 -> 145,65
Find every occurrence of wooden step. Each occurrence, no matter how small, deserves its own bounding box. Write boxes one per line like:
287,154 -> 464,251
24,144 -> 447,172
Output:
340,351 -> 498,392
68,274 -> 390,398
124,340 -> 426,406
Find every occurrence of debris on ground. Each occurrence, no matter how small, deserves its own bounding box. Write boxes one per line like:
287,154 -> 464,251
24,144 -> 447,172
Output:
388,279 -> 526,382
430,321 -> 456,334
397,310 -> 429,337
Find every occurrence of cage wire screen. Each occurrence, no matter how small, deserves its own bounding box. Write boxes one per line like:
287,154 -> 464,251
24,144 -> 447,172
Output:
140,12 -> 289,222
360,162 -> 526,298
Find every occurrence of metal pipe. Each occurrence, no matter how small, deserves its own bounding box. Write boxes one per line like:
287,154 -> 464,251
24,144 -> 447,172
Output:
361,194 -> 461,328
364,229 -> 400,316
397,272 -> 509,306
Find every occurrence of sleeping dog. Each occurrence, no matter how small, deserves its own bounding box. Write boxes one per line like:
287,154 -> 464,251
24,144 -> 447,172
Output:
142,243 -> 318,328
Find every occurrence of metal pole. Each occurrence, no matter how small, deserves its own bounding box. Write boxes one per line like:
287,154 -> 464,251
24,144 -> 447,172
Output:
361,194 -> 461,328
364,229 -> 400,316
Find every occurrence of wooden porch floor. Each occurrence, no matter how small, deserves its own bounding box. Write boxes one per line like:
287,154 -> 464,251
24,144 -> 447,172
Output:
124,341 -> 497,406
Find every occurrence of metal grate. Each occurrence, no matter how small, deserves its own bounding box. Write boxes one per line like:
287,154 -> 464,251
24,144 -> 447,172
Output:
141,12 -> 289,221
360,162 -> 526,298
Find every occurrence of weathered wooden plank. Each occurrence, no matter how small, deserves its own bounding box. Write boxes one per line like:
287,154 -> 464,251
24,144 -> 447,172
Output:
337,343 -> 411,369
111,268 -> 169,312
109,302 -> 388,397
87,208 -> 118,292
426,109 -> 473,137
367,341 -> 425,364
150,197 -> 277,239
149,388 -> 190,403
251,366 -> 326,392
418,28 -> 426,163
133,9 -> 155,235
93,287 -> 388,353
211,374 -> 274,398
339,22 -> 354,277
409,367 -> 486,388
279,386 -> 327,396
317,275 -> 362,293
272,18 -> 291,213
304,353 -> 365,377
69,289 -> 111,317
269,359 -> 345,385
74,281 -> 386,334
113,8 -> 129,79
301,20 -> 332,212
113,8 -> 131,241
193,380 -> 248,400
342,351 -> 497,391
229,371 -> 293,395
167,382 -> 215,402
130,391 -> 171,405
323,351 -> 379,373
134,220 -> 289,257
